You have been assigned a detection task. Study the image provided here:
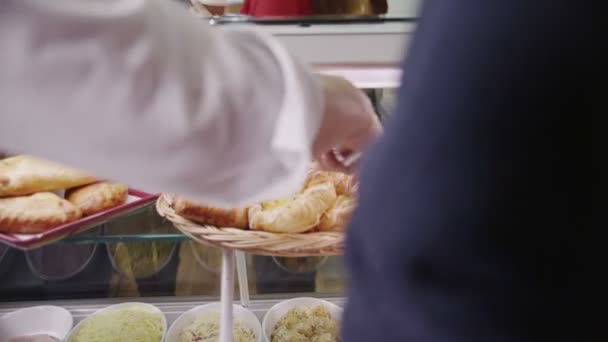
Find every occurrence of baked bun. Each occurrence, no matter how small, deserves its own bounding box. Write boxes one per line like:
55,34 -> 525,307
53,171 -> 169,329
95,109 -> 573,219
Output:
305,170 -> 357,196
173,197 -> 249,229
305,169 -> 358,231
249,182 -> 337,233
66,182 -> 129,216
0,192 -> 82,233
0,155 -> 96,197
317,195 -> 357,232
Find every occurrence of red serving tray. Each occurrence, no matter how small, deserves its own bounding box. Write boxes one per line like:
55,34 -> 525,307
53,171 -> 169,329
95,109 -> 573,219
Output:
0,189 -> 158,250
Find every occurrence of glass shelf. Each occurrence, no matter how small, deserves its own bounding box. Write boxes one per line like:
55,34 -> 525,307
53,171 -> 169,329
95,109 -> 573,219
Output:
50,203 -> 192,245
0,202 -> 347,303
60,233 -> 191,244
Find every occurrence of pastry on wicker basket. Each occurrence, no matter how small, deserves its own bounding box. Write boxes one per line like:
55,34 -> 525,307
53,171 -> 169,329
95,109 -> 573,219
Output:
306,170 -> 357,196
0,155 -> 96,197
306,170 -> 357,232
248,181 -> 337,234
0,192 -> 82,233
156,193 -> 345,256
172,196 -> 249,229
156,168 -> 354,256
66,181 -> 128,216
317,195 -> 356,232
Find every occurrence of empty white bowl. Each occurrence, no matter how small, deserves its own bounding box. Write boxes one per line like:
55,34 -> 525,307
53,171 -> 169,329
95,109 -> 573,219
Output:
262,297 -> 342,342
66,302 -> 167,342
0,306 -> 73,341
166,302 -> 262,342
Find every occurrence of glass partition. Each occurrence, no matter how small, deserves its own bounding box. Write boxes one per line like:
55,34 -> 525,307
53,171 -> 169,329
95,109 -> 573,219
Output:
0,79 -> 395,303
0,205 -> 347,302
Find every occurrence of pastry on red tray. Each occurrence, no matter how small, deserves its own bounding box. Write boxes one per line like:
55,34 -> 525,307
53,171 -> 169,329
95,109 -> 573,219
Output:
317,195 -> 357,232
66,182 -> 129,216
0,155 -> 96,197
0,192 -> 82,233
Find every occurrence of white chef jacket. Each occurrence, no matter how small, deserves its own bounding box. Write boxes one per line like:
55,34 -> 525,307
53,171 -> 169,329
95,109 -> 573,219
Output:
0,0 -> 324,207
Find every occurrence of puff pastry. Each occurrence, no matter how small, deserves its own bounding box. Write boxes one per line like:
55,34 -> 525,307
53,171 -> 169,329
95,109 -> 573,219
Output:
305,170 -> 357,196
66,182 -> 129,216
173,197 -> 249,229
249,182 -> 337,233
0,155 -> 96,197
0,192 -> 82,233
317,195 -> 357,232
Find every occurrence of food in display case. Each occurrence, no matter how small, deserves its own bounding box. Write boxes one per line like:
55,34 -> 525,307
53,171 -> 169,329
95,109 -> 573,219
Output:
270,305 -> 340,342
66,182 -> 128,216
317,195 -> 357,232
109,241 -> 175,279
105,208 -> 179,297
175,242 -> 222,296
173,198 -> 249,229
309,171 -> 357,232
166,303 -> 261,342
106,208 -> 177,281
171,169 -> 357,234
177,313 -> 255,342
0,155 -> 95,197
263,298 -> 342,342
272,256 -> 328,273
249,178 -> 337,233
67,303 -> 165,342
0,155 -> 137,236
190,242 -> 223,274
250,170 -> 356,233
0,193 -> 82,233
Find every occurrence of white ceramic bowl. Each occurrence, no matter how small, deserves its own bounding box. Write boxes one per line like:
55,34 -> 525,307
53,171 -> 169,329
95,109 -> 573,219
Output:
0,306 -> 73,341
262,297 -> 342,342
66,302 -> 167,342
166,303 -> 262,342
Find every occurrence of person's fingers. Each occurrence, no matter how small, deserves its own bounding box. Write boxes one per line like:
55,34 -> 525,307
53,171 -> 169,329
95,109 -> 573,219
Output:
315,151 -> 355,174
313,74 -> 383,166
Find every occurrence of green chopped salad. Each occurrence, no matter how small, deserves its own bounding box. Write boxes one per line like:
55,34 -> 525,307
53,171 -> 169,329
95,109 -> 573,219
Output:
69,306 -> 163,342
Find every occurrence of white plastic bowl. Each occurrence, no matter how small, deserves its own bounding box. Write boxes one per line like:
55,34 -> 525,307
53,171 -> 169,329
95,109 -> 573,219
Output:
66,302 -> 167,342
262,297 -> 342,342
166,302 -> 262,342
0,306 -> 73,341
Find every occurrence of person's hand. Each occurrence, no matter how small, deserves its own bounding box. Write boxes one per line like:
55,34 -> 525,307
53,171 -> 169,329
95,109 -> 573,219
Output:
189,0 -> 218,16
312,75 -> 382,173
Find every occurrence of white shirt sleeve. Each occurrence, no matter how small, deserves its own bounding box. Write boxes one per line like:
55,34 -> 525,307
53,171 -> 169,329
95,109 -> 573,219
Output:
0,0 -> 324,207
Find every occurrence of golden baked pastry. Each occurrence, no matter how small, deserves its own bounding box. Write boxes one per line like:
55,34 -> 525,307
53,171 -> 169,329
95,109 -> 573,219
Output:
0,192 -> 82,233
305,170 -> 357,196
0,155 -> 96,197
249,182 -> 337,233
66,182 -> 129,216
317,195 -> 357,232
173,197 -> 249,229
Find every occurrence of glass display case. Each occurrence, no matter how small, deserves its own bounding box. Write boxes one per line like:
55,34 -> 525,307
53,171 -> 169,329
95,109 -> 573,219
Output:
0,6 -> 418,340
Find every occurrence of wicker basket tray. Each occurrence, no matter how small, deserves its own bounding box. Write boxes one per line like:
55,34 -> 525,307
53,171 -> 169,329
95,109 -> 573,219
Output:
156,194 -> 344,257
